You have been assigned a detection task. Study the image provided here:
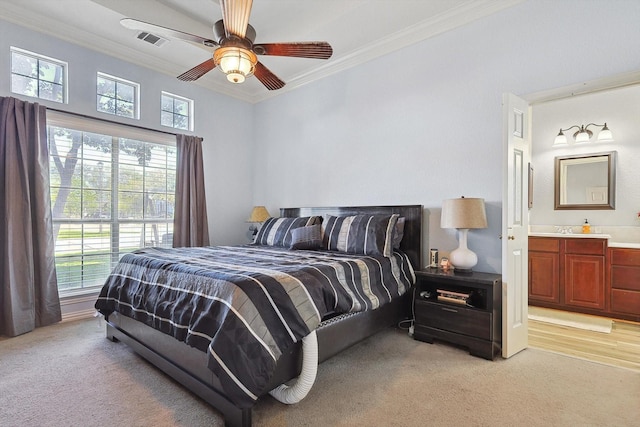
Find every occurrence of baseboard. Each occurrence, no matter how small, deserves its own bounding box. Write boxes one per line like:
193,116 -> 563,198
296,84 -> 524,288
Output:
60,292 -> 99,323
62,308 -> 96,323
528,306 -> 612,333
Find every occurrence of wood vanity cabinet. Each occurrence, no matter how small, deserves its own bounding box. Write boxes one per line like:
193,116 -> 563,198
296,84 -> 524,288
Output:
529,237 -> 560,304
609,248 -> 640,322
564,239 -> 606,310
529,237 -> 606,316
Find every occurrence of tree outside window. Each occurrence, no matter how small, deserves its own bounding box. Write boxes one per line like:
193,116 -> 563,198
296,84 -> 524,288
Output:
161,92 -> 193,131
48,121 -> 175,293
97,73 -> 139,119
11,47 -> 66,103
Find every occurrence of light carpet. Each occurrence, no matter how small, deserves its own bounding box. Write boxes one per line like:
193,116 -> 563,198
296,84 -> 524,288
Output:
1,318 -> 639,427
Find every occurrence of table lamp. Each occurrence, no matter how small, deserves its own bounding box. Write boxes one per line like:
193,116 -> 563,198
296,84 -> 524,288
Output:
246,205 -> 270,239
440,197 -> 488,272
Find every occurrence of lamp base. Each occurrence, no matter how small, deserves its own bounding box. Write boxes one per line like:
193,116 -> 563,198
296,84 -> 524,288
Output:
246,224 -> 258,242
448,249 -> 478,271
449,229 -> 479,271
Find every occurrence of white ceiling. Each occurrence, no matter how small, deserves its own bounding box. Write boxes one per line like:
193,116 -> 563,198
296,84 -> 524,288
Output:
1,0 -> 522,103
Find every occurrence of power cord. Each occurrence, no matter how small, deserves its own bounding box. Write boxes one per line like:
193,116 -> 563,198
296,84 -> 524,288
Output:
397,286 -> 417,337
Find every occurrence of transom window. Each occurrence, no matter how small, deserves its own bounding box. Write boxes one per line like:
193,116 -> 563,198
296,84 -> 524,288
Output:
10,47 -> 67,103
97,72 -> 140,119
161,91 -> 193,131
47,112 -> 175,294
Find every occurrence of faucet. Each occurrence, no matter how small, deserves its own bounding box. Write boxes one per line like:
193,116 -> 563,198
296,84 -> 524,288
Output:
555,226 -> 573,234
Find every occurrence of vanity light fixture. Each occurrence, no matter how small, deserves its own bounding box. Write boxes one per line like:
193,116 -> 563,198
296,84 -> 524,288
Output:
553,123 -> 613,146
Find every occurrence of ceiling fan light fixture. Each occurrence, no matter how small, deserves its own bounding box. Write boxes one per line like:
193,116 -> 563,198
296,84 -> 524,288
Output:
214,47 -> 257,84
122,1 -> 332,90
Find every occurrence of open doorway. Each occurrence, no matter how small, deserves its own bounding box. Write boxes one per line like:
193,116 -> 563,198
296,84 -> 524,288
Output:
516,72 -> 640,370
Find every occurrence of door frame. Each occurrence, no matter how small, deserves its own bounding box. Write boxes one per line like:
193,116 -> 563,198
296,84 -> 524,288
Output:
500,70 -> 640,357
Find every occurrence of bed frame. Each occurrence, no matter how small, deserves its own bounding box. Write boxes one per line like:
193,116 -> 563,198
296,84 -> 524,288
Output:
104,205 -> 422,427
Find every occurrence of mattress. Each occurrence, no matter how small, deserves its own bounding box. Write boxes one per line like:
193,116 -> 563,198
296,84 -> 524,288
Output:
95,244 -> 414,407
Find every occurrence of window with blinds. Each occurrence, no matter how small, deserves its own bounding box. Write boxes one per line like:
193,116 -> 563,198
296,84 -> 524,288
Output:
47,112 -> 176,294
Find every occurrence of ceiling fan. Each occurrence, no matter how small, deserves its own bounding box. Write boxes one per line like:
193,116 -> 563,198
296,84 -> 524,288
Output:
121,0 -> 333,90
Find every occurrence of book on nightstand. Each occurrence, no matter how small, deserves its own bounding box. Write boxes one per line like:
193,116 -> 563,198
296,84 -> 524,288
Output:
436,289 -> 471,305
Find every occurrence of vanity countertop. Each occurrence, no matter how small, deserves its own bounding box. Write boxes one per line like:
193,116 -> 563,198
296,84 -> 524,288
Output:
608,242 -> 640,249
529,226 -> 640,249
528,232 -> 640,249
528,232 -> 611,239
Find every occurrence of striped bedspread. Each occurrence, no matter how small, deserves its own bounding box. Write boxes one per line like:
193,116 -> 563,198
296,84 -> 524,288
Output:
95,245 -> 415,408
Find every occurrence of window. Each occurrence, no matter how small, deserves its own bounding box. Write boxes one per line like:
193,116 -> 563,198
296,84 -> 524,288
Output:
47,112 -> 176,294
97,72 -> 140,119
11,47 -> 67,103
161,91 -> 193,131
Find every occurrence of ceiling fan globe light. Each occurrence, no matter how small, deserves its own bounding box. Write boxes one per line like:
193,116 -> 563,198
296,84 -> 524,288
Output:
215,47 -> 257,84
227,72 -> 245,84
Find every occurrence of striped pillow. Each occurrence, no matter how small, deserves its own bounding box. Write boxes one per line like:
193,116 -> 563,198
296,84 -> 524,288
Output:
253,216 -> 322,247
322,214 -> 399,257
392,217 -> 405,249
289,224 -> 322,250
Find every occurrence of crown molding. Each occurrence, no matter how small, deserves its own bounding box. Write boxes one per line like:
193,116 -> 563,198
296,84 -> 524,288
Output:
249,0 -> 525,103
1,0 -> 524,105
524,70 -> 640,105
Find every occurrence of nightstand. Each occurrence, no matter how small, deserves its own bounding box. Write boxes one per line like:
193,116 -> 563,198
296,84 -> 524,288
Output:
413,268 -> 502,360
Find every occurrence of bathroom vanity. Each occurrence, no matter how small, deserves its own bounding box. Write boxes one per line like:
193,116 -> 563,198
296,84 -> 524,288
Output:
609,246 -> 640,319
529,233 -> 639,322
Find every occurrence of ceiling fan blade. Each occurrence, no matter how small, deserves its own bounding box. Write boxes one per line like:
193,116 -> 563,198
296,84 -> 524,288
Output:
254,61 -> 285,91
177,58 -> 217,81
220,0 -> 253,39
121,18 -> 217,48
253,42 -> 333,59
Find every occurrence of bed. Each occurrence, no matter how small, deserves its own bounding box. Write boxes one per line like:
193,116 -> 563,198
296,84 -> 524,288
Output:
96,205 -> 422,426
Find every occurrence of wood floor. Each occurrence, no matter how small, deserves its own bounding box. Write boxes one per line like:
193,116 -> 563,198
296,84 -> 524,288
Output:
528,307 -> 640,372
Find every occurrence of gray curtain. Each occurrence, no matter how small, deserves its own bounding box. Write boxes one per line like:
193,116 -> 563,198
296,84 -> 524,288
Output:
1,97 -> 60,337
173,134 -> 210,247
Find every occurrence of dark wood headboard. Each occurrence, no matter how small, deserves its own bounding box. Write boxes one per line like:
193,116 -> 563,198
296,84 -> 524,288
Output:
280,205 -> 423,270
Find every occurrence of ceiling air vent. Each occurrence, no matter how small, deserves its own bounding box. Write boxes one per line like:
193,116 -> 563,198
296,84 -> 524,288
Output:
136,31 -> 168,47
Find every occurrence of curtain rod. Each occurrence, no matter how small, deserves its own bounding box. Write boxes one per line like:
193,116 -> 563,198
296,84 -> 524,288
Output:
46,106 -> 179,137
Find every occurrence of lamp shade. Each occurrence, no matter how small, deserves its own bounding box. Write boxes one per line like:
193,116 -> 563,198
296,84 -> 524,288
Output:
553,130 -> 568,146
441,197 -> 488,230
574,130 -> 591,144
247,206 -> 270,223
596,123 -> 613,141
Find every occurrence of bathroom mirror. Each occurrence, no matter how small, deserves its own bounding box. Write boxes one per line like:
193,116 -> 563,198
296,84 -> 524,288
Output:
554,151 -> 616,210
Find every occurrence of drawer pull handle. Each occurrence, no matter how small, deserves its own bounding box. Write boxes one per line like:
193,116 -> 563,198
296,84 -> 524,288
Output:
441,307 -> 458,313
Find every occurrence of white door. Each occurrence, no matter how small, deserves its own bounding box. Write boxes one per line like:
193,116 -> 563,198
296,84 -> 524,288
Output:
502,93 -> 530,358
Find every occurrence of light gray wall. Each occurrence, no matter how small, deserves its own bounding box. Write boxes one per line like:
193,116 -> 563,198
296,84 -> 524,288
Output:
2,0 -> 640,273
531,84 -> 640,227
0,18 -> 254,245
251,0 -> 640,271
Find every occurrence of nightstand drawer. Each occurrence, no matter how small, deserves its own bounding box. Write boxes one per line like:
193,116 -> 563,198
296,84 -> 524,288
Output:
415,300 -> 492,340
